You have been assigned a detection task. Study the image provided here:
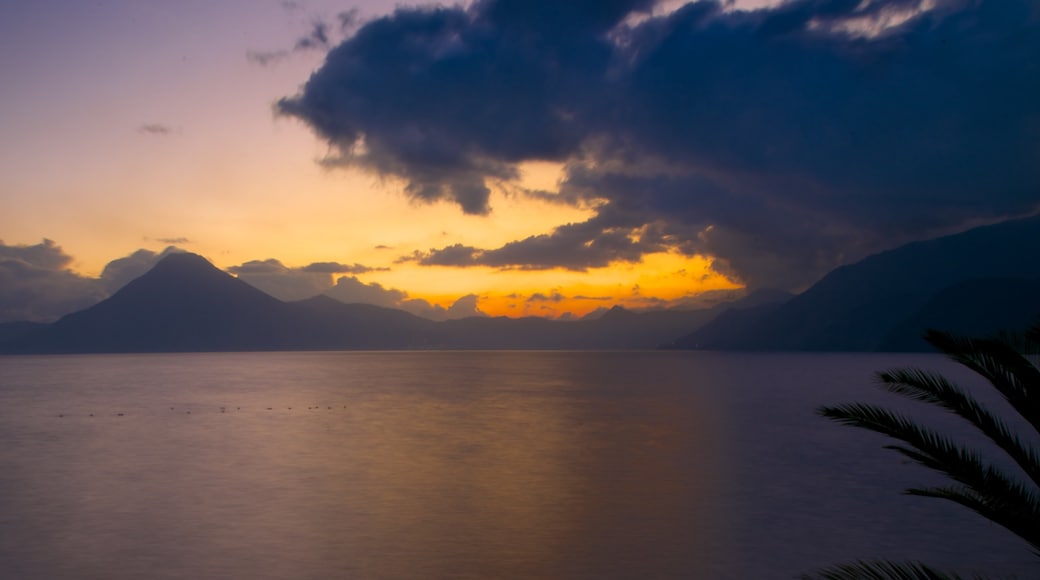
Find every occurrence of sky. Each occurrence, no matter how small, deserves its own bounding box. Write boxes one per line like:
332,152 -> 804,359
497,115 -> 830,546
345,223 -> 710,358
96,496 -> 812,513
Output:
1,0 -> 1037,323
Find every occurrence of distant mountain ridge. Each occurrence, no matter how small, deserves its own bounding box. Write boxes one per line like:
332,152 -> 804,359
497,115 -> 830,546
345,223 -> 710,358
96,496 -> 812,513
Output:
675,214 -> 1040,351
0,252 -> 761,353
5,215 -> 1035,354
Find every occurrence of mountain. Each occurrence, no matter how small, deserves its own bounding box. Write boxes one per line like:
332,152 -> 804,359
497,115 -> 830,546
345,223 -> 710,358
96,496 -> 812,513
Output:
427,305 -> 724,349
10,252 -> 294,352
8,213 -> 1036,355
667,300 -> 788,350
280,295 -> 435,349
5,254 -> 452,353
0,321 -> 48,344
676,215 -> 1040,351
0,252 -> 740,353
877,277 -> 1040,351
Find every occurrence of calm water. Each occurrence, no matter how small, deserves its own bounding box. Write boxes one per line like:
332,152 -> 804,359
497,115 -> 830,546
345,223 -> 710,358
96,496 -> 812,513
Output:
0,351 -> 1033,579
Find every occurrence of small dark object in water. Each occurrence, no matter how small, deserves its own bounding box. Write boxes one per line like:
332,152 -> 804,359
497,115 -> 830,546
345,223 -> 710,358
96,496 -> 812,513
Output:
117,413 -> 124,416
58,414 -> 64,418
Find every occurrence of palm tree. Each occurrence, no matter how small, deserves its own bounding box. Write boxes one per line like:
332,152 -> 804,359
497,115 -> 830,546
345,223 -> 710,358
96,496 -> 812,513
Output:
802,327 -> 1040,579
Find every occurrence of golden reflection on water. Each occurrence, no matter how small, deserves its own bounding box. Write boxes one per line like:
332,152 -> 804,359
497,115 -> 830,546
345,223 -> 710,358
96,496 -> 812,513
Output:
291,369 -> 723,579
0,352 -> 725,579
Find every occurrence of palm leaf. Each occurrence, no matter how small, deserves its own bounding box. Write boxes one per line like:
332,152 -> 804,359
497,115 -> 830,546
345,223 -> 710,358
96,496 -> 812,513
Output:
818,403 -> 1040,551
812,327 -> 1040,577
798,560 -> 976,579
924,330 -> 1040,433
877,367 -> 1040,488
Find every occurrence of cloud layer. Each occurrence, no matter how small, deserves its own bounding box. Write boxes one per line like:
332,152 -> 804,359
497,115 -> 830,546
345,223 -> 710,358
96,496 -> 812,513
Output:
0,242 -> 181,323
279,0 -> 1040,290
228,258 -> 484,320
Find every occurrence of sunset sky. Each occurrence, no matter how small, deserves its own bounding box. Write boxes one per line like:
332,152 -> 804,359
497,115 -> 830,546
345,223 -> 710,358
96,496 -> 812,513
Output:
1,0 -> 1037,322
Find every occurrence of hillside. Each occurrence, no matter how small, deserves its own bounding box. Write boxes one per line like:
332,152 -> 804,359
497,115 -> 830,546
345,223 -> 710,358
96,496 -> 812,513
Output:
676,215 -> 1040,351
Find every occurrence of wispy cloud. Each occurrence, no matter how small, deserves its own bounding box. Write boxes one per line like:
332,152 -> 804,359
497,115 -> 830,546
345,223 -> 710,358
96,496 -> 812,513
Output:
248,7 -> 361,67
137,123 -> 174,136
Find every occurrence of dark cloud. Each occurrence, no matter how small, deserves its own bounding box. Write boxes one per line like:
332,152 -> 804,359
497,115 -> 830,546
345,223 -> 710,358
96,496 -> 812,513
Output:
337,9 -> 360,32
0,242 -> 185,323
247,50 -> 290,66
277,0 -> 652,213
138,123 -> 173,135
227,258 -> 391,300
405,212 -> 666,270
323,274 -> 405,305
152,237 -> 191,245
227,259 -> 290,275
228,258 -> 382,277
279,0 -> 1040,290
444,294 -> 484,318
526,291 -> 565,303
228,259 -> 336,300
324,276 -> 485,320
99,246 -> 184,293
300,261 -> 384,274
227,259 -> 477,319
294,21 -> 330,51
404,244 -> 480,267
249,7 -> 358,67
0,240 -> 104,323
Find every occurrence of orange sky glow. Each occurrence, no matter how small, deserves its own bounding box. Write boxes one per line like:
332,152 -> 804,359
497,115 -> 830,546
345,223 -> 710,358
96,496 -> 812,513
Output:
3,0 -> 887,322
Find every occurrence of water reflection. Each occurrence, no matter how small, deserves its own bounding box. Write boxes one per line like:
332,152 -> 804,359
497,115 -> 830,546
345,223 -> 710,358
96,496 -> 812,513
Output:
0,352 -> 724,579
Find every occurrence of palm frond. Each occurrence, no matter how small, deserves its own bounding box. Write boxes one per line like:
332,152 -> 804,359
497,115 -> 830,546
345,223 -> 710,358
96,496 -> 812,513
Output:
820,403 -> 1040,512
902,484 -> 1040,553
924,330 -> 1040,433
819,403 -> 1040,551
877,367 -> 1040,488
797,559 -> 974,579
813,327 -> 1040,577
1025,324 -> 1040,349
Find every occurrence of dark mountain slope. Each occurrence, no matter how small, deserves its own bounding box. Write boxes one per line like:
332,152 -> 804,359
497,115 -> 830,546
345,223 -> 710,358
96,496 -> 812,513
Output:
282,295 -> 436,349
12,253 -> 294,352
669,300 -> 788,350
0,322 -> 48,346
680,215 -> 1040,351
878,277 -> 1040,351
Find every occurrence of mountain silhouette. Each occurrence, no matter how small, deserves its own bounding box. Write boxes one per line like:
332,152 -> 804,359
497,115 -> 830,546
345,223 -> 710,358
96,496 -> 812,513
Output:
877,277 -> 1040,351
11,252 -> 293,352
15,208 -> 1029,356
676,215 -> 1040,351
1,252 -> 744,353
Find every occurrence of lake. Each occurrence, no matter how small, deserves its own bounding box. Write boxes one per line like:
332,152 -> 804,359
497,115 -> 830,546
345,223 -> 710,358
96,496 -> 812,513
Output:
0,351 -> 1033,578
